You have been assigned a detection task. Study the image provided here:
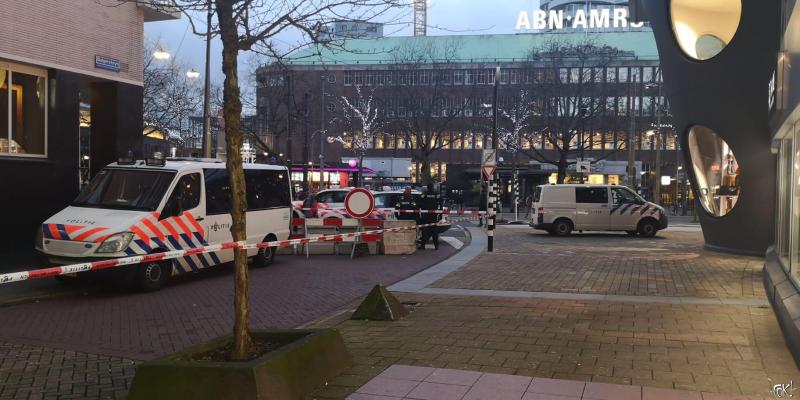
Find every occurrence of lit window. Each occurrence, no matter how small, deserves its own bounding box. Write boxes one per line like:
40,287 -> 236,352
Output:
0,65 -> 47,157
671,0 -> 741,60
688,126 -> 740,216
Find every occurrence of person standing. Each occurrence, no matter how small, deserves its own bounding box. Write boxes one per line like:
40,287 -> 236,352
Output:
418,183 -> 441,250
395,187 -> 418,221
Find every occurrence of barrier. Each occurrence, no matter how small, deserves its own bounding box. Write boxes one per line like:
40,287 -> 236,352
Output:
1,221 -> 454,285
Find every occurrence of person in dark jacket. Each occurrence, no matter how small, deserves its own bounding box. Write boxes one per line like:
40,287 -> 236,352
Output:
302,190 -> 318,218
395,187 -> 418,221
418,183 -> 441,250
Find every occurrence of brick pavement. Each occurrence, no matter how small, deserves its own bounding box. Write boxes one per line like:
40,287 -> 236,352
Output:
309,293 -> 798,399
0,241 -> 460,399
431,229 -> 764,299
0,342 -> 136,400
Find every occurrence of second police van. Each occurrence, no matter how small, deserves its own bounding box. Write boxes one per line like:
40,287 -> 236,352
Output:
530,184 -> 668,237
35,157 -> 292,291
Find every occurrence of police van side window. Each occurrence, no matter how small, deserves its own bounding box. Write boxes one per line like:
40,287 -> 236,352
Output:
161,173 -> 201,219
204,169 -> 232,215
575,187 -> 608,204
244,169 -> 290,210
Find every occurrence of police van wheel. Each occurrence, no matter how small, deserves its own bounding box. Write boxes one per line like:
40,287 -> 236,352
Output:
135,260 -> 171,292
255,235 -> 277,267
637,220 -> 658,238
552,219 -> 573,236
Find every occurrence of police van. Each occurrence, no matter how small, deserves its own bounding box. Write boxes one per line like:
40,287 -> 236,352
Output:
530,184 -> 668,237
35,157 -> 292,291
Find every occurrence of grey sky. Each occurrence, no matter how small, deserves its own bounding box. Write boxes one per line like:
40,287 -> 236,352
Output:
144,0 -> 536,86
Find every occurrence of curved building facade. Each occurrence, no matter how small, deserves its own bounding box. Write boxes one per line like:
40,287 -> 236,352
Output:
643,1 -> 779,256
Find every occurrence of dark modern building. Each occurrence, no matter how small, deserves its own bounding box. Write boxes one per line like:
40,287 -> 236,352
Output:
257,30 -> 684,206
642,0 -> 800,364
0,1 -> 178,249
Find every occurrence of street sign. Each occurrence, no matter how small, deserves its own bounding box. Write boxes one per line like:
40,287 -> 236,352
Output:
482,165 -> 497,180
344,188 -> 375,219
482,149 -> 497,166
576,160 -> 591,174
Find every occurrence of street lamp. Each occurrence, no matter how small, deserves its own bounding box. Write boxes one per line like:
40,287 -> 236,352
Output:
186,69 -> 200,79
153,47 -> 171,60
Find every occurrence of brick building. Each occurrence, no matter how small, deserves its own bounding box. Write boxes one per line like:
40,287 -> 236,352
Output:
256,30 -> 682,207
0,0 -> 178,248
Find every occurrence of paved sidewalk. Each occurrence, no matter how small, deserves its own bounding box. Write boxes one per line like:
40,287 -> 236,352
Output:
432,229 -> 764,299
348,365 -> 761,400
309,226 -> 798,399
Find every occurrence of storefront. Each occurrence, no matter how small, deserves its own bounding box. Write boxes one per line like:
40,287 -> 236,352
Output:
0,1 -> 177,249
763,0 -> 800,365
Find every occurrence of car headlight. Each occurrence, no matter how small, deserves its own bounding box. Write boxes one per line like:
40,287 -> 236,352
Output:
34,227 -> 44,251
96,233 -> 134,254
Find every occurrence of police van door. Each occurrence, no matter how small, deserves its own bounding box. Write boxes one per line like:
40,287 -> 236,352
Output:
610,186 -> 641,230
574,187 -> 610,230
158,171 -> 210,271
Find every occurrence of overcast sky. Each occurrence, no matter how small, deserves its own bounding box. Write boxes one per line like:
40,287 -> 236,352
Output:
144,0 -> 536,86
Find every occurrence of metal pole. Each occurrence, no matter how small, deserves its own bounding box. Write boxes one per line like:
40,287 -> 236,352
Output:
627,78 -> 637,189
286,74 -> 293,169
488,66 -> 500,252
320,75 -> 326,189
202,1 -> 213,158
653,68 -> 663,206
303,93 -> 310,191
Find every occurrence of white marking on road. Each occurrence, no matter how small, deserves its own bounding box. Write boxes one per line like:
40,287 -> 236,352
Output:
440,236 -> 464,250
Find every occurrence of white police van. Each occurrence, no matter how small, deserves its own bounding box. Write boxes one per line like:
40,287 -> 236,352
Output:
35,157 -> 292,291
530,184 -> 668,237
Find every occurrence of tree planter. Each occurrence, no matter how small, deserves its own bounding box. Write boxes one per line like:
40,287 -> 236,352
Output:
128,329 -> 351,400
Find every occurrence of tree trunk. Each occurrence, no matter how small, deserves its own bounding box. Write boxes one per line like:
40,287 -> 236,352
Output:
557,156 -> 567,184
420,152 -> 433,185
216,0 -> 253,361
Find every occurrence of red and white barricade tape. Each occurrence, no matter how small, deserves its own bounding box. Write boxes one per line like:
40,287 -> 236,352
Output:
0,221 -> 449,285
298,208 -> 492,216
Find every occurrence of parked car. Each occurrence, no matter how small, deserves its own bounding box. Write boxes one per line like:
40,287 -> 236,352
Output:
36,158 -> 292,291
530,184 -> 668,237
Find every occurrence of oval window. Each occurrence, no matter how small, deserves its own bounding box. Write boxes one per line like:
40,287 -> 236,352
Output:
671,0 -> 742,60
687,126 -> 741,217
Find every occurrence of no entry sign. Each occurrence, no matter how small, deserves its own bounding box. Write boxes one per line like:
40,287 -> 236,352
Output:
344,188 -> 375,219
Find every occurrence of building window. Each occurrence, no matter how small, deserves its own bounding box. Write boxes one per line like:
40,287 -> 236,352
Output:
778,139 -> 792,265
0,64 -> 47,157
688,125 -> 740,217
618,67 -> 628,83
671,0 -> 741,60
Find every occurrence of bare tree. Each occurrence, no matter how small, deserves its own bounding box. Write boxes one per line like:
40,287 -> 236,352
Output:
519,38 -> 626,183
143,39 -> 202,150
118,0 -> 403,361
340,85 -> 383,186
390,38 -> 483,185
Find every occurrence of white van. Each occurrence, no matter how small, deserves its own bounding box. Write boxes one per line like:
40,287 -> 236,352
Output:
530,184 -> 668,237
35,158 -> 292,291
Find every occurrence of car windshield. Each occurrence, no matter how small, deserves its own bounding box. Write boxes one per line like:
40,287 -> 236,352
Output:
72,169 -> 176,211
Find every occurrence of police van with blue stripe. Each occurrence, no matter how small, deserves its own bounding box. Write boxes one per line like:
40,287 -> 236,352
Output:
530,184 -> 668,237
35,156 -> 291,291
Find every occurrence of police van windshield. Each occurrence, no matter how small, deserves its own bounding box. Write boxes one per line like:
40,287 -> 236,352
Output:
72,169 -> 176,211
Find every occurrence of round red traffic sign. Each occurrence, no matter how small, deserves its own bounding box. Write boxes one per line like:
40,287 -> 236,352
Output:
344,188 -> 375,219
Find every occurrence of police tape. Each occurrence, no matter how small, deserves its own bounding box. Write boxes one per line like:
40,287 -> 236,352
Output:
0,221 -> 455,285
298,208 -> 492,215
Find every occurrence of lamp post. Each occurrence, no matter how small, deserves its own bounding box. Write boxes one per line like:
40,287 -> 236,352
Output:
202,1 -> 213,158
319,75 -> 329,188
645,67 -> 664,205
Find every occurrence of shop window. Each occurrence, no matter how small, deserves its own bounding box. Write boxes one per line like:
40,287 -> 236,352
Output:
0,65 -> 47,157
687,126 -> 740,217
671,0 -> 741,60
